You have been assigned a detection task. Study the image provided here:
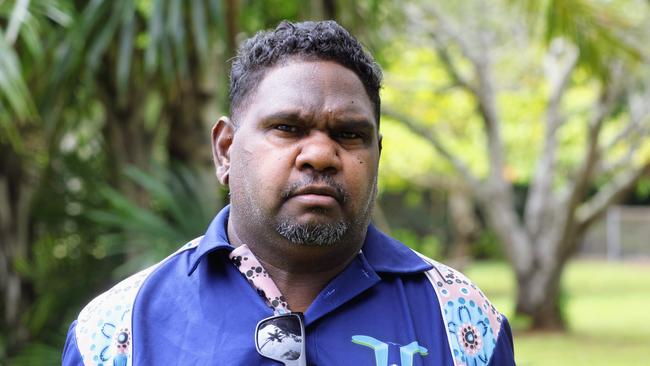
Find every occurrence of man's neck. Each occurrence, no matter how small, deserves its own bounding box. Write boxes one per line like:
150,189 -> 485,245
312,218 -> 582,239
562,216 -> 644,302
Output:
227,215 -> 365,312
256,255 -> 354,313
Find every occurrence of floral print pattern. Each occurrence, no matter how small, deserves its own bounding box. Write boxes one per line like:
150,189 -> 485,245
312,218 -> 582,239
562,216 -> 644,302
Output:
418,255 -> 503,366
445,297 -> 496,366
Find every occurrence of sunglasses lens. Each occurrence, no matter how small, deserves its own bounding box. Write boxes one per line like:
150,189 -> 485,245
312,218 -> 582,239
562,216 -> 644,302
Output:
255,313 -> 304,364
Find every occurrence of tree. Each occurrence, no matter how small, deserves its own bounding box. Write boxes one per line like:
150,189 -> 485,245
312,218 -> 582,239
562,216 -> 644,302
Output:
382,0 -> 650,329
0,0 -> 228,356
0,0 -> 76,350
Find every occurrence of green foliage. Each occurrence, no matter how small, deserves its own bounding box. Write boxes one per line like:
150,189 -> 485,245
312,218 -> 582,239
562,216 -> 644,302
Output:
511,0 -> 647,79
3,134 -> 121,358
240,0 -> 302,30
0,0 -> 72,151
378,116 -> 443,192
2,0 -> 227,313
392,228 -> 443,260
3,160 -> 221,361
379,37 -> 642,190
380,0 -> 650,191
546,0 -> 644,77
0,35 -> 37,127
635,177 -> 650,199
51,0 -> 223,97
380,43 -> 549,187
9,342 -> 61,366
87,164 -> 222,276
471,230 -> 505,260
11,233 -> 112,340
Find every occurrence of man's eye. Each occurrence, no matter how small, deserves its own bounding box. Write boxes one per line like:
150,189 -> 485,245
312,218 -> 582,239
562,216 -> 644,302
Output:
274,124 -> 299,133
338,131 -> 362,140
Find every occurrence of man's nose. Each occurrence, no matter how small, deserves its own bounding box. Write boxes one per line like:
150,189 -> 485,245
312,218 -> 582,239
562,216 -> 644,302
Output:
295,131 -> 342,174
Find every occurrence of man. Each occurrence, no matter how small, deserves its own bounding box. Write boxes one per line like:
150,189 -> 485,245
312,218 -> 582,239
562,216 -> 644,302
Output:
63,20 -> 515,366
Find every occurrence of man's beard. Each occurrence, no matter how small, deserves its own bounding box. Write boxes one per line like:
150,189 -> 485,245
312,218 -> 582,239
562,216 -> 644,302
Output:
273,175 -> 376,247
234,173 -> 377,247
275,218 -> 349,246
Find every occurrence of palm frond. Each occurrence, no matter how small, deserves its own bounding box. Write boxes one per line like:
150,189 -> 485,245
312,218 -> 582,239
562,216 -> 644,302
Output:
191,0 -> 209,63
0,34 -> 37,150
509,0 -> 648,78
4,0 -> 30,45
87,164 -> 220,275
168,0 -> 190,78
50,0 -> 224,100
116,0 -> 135,96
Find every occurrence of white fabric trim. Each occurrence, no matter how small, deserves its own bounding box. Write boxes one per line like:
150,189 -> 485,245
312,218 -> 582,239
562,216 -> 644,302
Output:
75,237 -> 202,366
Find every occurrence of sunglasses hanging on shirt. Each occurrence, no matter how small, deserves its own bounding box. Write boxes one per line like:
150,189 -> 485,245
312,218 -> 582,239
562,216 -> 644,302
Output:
255,312 -> 307,366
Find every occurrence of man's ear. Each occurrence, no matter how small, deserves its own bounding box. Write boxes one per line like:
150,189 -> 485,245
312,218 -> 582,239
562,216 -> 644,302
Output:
212,117 -> 235,186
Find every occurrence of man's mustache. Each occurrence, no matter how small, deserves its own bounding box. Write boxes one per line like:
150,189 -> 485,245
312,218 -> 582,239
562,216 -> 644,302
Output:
280,175 -> 347,204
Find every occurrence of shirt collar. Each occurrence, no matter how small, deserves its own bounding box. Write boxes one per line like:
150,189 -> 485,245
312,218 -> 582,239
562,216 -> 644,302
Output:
187,205 -> 234,275
188,205 -> 433,276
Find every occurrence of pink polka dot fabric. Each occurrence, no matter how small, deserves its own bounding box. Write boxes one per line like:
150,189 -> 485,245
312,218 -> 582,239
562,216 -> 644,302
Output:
229,244 -> 291,314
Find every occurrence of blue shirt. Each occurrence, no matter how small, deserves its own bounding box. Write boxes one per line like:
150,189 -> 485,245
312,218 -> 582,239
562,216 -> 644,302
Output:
63,206 -> 515,366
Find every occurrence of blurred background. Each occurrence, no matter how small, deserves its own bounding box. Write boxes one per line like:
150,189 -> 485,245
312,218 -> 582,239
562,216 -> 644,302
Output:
1,0 -> 649,365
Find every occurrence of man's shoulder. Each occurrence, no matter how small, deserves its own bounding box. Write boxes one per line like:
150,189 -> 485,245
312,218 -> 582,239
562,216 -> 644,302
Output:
416,254 -> 503,322
409,251 -> 512,366
71,236 -> 202,365
77,235 -> 203,319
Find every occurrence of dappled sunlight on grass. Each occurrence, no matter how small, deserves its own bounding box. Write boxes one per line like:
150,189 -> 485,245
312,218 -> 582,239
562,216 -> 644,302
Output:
464,260 -> 650,366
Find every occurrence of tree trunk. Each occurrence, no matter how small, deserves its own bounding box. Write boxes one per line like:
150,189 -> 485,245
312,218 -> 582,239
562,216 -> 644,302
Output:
478,185 -> 571,330
165,58 -> 214,169
102,102 -> 154,207
95,60 -> 155,207
0,145 -> 37,350
514,255 -> 567,330
510,218 -> 585,330
447,184 -> 480,270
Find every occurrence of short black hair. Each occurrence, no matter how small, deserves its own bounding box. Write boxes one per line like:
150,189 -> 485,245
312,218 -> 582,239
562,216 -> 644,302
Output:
229,20 -> 382,125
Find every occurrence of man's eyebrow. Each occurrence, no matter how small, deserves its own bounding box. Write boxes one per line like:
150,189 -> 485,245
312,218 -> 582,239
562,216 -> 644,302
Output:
261,111 -> 306,123
261,111 -> 377,130
334,118 -> 377,133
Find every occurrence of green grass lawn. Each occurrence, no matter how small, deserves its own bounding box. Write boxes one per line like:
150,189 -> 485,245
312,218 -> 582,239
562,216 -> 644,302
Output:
464,259 -> 650,366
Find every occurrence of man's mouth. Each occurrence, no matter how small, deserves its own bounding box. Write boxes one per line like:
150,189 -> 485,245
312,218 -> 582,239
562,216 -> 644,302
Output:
281,175 -> 347,208
288,185 -> 342,206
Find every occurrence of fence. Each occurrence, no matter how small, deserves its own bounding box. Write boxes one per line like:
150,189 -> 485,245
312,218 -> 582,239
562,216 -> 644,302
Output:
579,205 -> 650,260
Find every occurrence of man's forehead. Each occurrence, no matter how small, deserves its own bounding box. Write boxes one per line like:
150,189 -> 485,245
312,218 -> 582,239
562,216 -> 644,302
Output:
243,60 -> 375,121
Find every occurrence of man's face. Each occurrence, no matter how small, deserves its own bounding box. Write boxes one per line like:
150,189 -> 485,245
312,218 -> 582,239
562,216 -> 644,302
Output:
215,60 -> 381,246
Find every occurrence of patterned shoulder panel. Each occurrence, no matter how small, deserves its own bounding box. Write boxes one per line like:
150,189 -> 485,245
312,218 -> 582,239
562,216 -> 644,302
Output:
414,252 -> 503,366
75,237 -> 202,366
